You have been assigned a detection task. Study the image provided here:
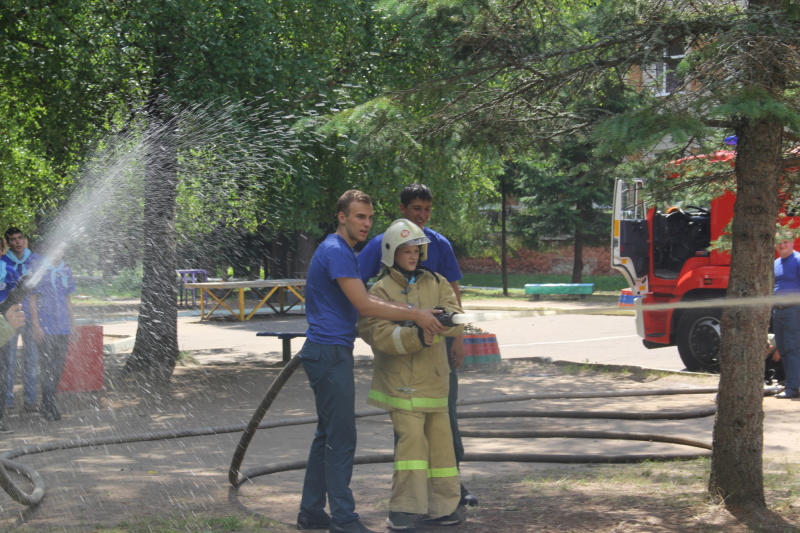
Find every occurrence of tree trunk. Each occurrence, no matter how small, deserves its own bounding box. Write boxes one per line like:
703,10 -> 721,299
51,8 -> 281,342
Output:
571,230 -> 584,284
708,0 -> 786,510
571,200 -> 589,284
500,171 -> 509,296
123,100 -> 180,383
708,119 -> 783,509
294,230 -> 316,278
269,233 -> 290,278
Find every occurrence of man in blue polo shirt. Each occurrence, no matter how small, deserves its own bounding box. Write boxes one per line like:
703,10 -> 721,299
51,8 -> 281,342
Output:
297,190 -> 446,533
773,236 -> 800,399
357,183 -> 477,507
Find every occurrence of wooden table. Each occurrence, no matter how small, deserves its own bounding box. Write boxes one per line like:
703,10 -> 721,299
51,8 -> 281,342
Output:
184,279 -> 306,321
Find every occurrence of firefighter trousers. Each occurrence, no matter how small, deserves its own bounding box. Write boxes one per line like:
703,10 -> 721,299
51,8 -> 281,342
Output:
389,409 -> 460,518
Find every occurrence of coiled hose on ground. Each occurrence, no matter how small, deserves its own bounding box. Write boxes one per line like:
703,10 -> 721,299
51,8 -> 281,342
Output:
0,355 -> 718,508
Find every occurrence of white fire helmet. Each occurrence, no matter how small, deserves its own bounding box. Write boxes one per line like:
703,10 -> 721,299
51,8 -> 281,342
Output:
380,218 -> 430,267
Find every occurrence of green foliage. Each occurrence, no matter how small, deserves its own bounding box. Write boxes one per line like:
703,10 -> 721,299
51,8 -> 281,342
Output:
308,94 -> 504,253
712,89 -> 800,135
711,214 -> 800,253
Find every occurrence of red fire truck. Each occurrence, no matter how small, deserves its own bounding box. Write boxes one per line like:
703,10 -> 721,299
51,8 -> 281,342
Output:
611,151 -> 757,372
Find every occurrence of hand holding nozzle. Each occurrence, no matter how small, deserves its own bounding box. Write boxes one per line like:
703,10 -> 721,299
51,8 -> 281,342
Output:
0,275 -> 32,315
4,304 -> 25,330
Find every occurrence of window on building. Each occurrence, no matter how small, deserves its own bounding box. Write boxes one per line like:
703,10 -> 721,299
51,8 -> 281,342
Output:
643,41 -> 686,96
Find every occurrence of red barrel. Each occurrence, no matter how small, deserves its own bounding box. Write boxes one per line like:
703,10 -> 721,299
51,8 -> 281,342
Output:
58,325 -> 105,392
463,333 -> 501,367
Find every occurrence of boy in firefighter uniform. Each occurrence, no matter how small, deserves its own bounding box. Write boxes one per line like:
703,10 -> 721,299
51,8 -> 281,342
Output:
357,219 -> 464,531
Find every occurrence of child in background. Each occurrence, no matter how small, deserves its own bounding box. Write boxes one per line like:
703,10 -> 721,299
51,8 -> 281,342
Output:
357,219 -> 464,531
29,250 -> 76,421
2,227 -> 40,411
0,238 -> 20,433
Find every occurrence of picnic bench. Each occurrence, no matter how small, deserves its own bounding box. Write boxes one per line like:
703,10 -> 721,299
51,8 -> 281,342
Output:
176,269 -> 208,308
524,283 -> 595,301
256,332 -> 307,363
184,278 -> 306,321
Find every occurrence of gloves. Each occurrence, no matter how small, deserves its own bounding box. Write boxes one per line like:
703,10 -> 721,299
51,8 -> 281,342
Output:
434,306 -> 458,327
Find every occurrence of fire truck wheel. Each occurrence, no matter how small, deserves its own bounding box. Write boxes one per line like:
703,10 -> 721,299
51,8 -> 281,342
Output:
676,308 -> 722,372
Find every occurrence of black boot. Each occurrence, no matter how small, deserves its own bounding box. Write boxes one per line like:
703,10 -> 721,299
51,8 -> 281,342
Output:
40,399 -> 61,421
459,484 -> 478,507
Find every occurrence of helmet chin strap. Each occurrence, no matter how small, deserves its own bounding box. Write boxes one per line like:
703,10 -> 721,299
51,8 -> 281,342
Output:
393,263 -> 419,281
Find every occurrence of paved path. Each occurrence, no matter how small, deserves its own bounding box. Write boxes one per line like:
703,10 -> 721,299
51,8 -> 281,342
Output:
96,297 -> 683,371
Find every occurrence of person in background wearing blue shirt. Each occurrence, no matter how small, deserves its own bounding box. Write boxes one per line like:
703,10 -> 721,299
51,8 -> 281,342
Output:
774,234 -> 800,399
357,183 -> 478,507
0,236 -> 21,433
29,249 -> 76,421
296,190 -> 446,533
1,227 -> 40,412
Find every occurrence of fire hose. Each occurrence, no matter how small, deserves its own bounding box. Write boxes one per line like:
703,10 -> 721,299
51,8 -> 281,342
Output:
227,357 -> 719,487
0,354 -> 719,508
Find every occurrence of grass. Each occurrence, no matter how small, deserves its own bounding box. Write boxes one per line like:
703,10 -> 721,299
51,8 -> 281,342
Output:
67,457 -> 800,533
72,271 -> 630,302
100,515 -> 282,532
458,286 -> 624,306
460,273 -> 629,292
177,350 -> 200,365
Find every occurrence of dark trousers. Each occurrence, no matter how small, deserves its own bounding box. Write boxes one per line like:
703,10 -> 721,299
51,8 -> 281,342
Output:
774,306 -> 800,393
446,337 -> 465,465
38,335 -> 69,407
299,341 -> 359,526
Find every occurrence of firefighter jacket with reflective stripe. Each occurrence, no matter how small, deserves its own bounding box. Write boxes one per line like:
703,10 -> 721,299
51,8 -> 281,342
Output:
358,266 -> 463,413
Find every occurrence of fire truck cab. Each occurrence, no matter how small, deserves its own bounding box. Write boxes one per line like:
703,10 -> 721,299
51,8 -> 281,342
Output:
611,177 -> 735,372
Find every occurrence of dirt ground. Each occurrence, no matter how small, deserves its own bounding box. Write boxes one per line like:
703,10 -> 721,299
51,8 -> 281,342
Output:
1,351 -> 799,532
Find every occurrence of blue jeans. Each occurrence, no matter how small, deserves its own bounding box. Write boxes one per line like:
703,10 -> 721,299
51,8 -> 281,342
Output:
298,340 -> 359,526
7,326 -> 39,407
0,341 -> 12,419
774,306 -> 800,393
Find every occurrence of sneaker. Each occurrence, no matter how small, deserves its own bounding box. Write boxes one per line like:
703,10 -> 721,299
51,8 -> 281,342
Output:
0,419 -> 13,434
386,512 -> 415,530
296,511 -> 331,530
23,404 -> 38,414
423,512 -> 461,526
40,403 -> 61,421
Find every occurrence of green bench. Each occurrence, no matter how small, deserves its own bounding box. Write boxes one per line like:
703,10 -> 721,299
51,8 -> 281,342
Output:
524,283 -> 595,301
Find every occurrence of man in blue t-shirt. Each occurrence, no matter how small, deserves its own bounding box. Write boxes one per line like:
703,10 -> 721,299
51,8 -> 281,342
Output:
773,237 -> 800,399
357,183 -> 477,507
1,227 -> 40,411
297,190 -> 446,533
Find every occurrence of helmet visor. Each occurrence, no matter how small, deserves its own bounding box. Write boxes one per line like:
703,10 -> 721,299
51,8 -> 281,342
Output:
397,236 -> 431,248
